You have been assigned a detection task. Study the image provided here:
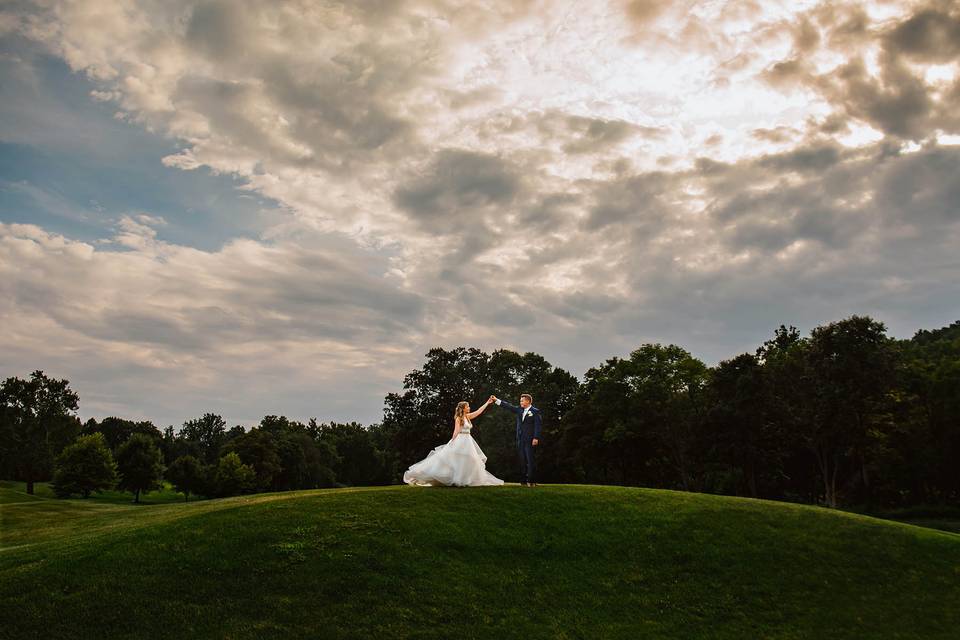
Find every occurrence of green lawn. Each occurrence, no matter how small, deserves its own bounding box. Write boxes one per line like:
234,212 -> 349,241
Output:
852,504 -> 960,534
896,518 -> 960,533
0,479 -> 198,505
1,482 -> 958,639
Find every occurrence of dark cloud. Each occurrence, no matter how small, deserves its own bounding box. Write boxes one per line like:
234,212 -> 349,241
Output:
530,289 -> 626,323
886,7 -> 960,63
470,299 -> 539,329
756,143 -> 842,173
761,58 -> 810,87
184,0 -> 252,61
596,139 -> 960,365
582,171 -> 674,232
793,18 -> 821,53
873,144 -> 960,224
763,2 -> 960,140
707,180 -> 865,255
478,109 -> 662,156
814,3 -> 871,49
704,133 -> 723,147
820,55 -> 935,139
393,149 -> 522,231
693,137 -> 960,259
445,86 -> 505,110
167,0 -> 547,178
562,115 -> 660,154
694,157 -> 728,176
725,199 -> 860,252
268,60 -> 416,156
622,0 -> 670,25
176,3 -> 429,173
0,226 -> 426,357
812,113 -> 850,135
72,310 -> 211,351
514,193 -> 581,234
751,126 -> 801,144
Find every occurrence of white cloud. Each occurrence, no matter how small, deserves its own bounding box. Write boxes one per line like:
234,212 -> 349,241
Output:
0,220 -> 427,424
1,0 -> 958,425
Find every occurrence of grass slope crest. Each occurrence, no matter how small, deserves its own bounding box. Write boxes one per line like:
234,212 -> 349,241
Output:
1,482 -> 958,639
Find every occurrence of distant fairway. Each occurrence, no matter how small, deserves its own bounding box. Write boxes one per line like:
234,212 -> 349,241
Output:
1,482 -> 958,639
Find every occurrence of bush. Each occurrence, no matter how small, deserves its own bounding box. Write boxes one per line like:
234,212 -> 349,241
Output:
51,432 -> 117,498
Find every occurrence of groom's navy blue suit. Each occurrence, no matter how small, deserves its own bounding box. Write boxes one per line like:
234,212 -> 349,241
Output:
495,399 -> 542,484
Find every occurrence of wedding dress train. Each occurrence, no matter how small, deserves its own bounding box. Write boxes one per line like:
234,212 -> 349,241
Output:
403,417 -> 504,487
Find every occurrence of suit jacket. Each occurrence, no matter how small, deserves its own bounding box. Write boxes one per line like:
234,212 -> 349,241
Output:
497,399 -> 542,444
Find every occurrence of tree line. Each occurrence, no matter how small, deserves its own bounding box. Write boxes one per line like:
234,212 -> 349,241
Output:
1,314 -> 957,509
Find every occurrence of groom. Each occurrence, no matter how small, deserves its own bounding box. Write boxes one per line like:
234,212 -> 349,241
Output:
489,393 -> 542,487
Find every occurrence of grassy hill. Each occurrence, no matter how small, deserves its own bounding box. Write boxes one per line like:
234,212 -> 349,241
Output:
1,482 -> 958,639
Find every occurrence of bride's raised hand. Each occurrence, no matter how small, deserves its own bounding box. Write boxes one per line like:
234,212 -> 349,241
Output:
468,398 -> 492,420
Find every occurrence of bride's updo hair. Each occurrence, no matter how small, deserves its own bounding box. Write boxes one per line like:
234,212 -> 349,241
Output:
454,401 -> 469,426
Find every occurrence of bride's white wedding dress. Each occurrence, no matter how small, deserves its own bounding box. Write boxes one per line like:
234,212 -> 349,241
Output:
403,417 -> 504,487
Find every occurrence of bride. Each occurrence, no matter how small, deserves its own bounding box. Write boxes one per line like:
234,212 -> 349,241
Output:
403,397 -> 505,487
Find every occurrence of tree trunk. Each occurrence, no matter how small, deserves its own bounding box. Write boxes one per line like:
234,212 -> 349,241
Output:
676,447 -> 691,491
827,454 -> 840,508
814,444 -> 839,508
822,471 -> 837,508
134,488 -> 140,504
856,412 -> 871,506
26,479 -> 34,495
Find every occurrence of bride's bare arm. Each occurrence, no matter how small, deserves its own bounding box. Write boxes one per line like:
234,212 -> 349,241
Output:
451,418 -> 462,440
466,399 -> 492,420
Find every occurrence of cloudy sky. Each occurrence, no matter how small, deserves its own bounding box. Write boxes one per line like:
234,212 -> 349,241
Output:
1,0 -> 958,429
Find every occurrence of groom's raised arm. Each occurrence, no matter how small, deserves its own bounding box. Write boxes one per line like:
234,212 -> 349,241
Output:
493,396 -> 521,415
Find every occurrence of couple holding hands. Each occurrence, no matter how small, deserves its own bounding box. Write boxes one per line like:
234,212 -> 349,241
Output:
403,394 -> 542,488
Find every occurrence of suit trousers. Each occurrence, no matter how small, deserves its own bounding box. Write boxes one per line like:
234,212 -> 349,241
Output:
517,438 -> 536,483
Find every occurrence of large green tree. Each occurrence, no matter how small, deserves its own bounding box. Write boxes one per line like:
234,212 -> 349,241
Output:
214,452 -> 257,497
80,417 -> 162,453
559,344 -> 708,489
221,428 -> 282,491
166,454 -> 205,502
756,325 -> 820,503
116,433 -> 165,503
762,318 -> 899,507
806,316 -> 897,507
179,413 -> 228,465
259,416 -> 338,490
313,421 -> 388,486
51,432 -> 117,498
705,353 -> 789,498
0,370 -> 81,494
895,320 -> 960,503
